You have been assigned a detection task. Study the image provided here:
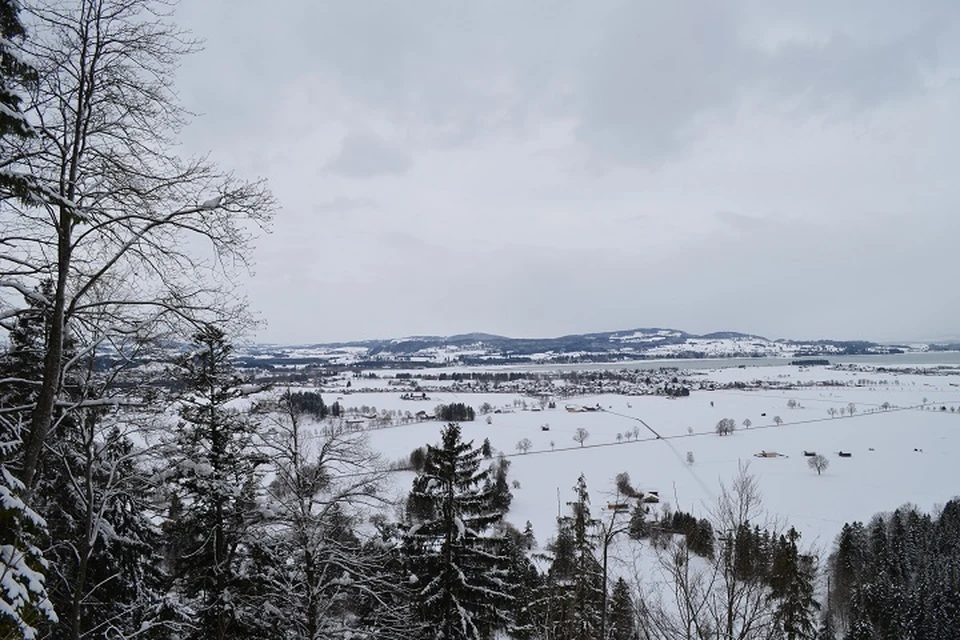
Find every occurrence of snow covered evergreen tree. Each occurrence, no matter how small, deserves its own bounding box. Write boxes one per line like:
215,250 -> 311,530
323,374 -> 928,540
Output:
769,526 -> 819,640
404,422 -> 514,639
0,0 -> 36,201
0,465 -> 55,639
827,502 -> 960,640
0,283 -> 58,638
163,325 -> 267,640
608,578 -> 638,640
565,474 -> 605,640
536,474 -> 604,640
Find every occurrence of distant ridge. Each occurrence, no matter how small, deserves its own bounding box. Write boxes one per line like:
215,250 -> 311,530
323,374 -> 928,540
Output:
240,327 -> 937,368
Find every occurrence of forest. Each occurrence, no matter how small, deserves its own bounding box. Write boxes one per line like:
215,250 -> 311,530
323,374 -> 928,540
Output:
2,1 -> 959,639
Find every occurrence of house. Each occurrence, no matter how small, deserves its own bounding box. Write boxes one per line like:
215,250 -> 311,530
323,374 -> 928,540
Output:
415,410 -> 430,421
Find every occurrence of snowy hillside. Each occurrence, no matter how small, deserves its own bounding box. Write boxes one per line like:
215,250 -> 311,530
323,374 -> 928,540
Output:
240,327 -> 930,369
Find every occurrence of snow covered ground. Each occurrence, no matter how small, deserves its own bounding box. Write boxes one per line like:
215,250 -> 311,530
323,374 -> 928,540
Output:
327,362 -> 960,560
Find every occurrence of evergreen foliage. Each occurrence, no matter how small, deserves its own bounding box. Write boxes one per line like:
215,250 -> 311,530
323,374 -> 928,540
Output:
608,578 -> 638,640
826,501 -> 960,640
435,403 -> 476,422
0,283 -> 62,638
404,422 -> 514,639
538,474 -> 605,640
284,390 -> 328,419
487,453 -> 514,513
163,326 -> 268,640
769,527 -> 819,640
0,0 -> 37,201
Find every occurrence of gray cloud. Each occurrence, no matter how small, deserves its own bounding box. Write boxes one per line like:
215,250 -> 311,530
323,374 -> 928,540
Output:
171,1 -> 960,343
312,196 -> 378,214
322,132 -> 413,178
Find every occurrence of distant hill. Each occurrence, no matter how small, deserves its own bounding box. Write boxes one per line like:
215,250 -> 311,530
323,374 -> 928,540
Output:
238,327 -> 928,369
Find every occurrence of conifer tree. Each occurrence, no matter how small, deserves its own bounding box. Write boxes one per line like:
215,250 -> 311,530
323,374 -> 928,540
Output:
498,523 -> 543,640
538,474 -> 604,640
608,578 -> 638,640
816,611 -> 837,640
164,325 -> 266,640
0,0 -> 36,201
0,283 -> 58,638
769,526 -> 819,640
404,422 -> 514,639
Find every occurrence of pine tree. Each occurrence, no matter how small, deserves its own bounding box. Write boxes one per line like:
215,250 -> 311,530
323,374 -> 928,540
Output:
404,422 -> 514,639
0,282 -> 59,638
539,474 -> 604,640
769,527 -> 819,640
164,325 -> 267,640
608,578 -> 638,640
498,523 -> 543,640
816,611 -> 837,640
487,453 -> 513,513
0,466 -> 55,639
0,0 -> 37,201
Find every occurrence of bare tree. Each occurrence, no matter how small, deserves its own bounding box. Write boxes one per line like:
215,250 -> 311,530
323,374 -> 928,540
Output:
828,408 -> 837,418
598,492 -> 633,639
257,391 -> 418,639
573,427 -> 590,447
787,399 -> 798,410
716,418 -> 736,436
773,415 -> 783,426
742,418 -> 752,429
808,454 -> 829,476
686,451 -> 695,465
4,0 -> 274,493
636,464 -> 780,640
516,437 -> 533,454
847,403 -> 856,416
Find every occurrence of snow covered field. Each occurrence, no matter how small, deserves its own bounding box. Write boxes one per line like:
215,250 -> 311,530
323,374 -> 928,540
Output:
322,362 -> 960,559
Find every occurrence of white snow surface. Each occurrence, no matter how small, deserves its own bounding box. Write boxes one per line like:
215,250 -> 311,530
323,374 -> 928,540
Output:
336,363 -> 960,558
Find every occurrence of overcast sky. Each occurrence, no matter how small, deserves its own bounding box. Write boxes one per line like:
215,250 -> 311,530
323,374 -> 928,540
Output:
172,1 -> 960,345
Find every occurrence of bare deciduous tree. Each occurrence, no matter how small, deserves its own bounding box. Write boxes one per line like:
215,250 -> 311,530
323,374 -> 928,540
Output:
516,437 -> 533,454
257,391 -> 418,639
3,0 -> 275,492
716,418 -> 736,436
573,427 -> 590,447
808,454 -> 829,476
773,415 -> 783,426
636,463 -> 782,640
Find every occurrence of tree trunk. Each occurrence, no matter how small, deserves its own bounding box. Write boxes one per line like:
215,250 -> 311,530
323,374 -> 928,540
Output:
21,207 -> 71,492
